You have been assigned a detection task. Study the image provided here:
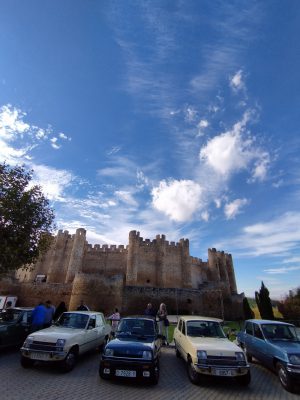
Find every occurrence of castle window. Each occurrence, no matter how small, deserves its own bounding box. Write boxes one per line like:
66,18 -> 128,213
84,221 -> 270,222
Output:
187,298 -> 192,304
146,279 -> 150,283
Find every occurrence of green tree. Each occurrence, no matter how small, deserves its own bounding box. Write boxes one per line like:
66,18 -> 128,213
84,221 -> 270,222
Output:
277,288 -> 300,320
243,297 -> 254,320
255,281 -> 274,320
0,163 -> 55,274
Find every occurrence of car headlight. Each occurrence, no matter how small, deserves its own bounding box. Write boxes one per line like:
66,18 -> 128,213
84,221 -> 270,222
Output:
289,354 -> 300,364
56,339 -> 66,350
142,351 -> 152,360
235,352 -> 246,361
24,336 -> 34,347
104,348 -> 114,356
197,350 -> 207,360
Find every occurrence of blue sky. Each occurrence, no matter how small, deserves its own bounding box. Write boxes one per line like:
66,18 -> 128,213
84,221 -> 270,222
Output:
0,1 -> 299,299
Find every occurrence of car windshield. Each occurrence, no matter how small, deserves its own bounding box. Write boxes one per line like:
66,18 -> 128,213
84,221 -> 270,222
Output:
186,320 -> 226,338
0,309 -> 22,323
56,313 -> 89,329
261,324 -> 299,341
116,318 -> 155,337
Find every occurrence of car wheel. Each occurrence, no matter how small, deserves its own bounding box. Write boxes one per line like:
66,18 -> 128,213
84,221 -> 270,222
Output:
187,359 -> 201,385
174,341 -> 180,358
61,349 -> 77,373
99,335 -> 108,352
276,362 -> 294,392
151,362 -> 160,385
20,355 -> 34,368
245,348 -> 252,363
236,371 -> 251,386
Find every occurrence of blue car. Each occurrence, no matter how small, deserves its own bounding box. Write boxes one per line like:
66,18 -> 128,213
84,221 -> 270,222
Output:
237,319 -> 300,392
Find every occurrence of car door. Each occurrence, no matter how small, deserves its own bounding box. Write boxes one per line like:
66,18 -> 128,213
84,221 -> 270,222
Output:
251,323 -> 268,364
83,315 -> 99,352
243,321 -> 255,354
177,320 -> 189,361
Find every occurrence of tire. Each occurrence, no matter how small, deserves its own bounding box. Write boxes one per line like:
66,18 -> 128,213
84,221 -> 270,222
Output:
245,348 -> 252,363
151,362 -> 160,385
276,362 -> 294,393
99,336 -> 108,352
20,355 -> 34,368
174,341 -> 180,358
236,371 -> 251,386
187,359 -> 201,385
61,349 -> 77,373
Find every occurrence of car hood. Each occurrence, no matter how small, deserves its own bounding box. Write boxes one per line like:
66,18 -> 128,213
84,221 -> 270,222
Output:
29,326 -> 85,341
106,337 -> 155,351
268,339 -> 300,353
188,337 -> 242,355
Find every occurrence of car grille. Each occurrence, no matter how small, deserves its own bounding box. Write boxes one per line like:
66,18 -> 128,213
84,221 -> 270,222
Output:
201,356 -> 246,367
111,350 -> 143,358
29,341 -> 57,352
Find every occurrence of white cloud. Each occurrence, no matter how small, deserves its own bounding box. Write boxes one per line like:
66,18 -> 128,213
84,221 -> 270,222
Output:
151,179 -> 203,222
107,146 -> 121,155
201,211 -> 210,222
50,137 -> 61,150
199,111 -> 270,182
283,256 -> 300,264
230,69 -> 244,91
264,266 -> 300,274
198,119 -> 209,128
115,190 -> 138,207
31,164 -> 74,201
217,212 -> 300,257
224,198 -> 249,219
214,198 -> 222,208
0,104 -> 29,140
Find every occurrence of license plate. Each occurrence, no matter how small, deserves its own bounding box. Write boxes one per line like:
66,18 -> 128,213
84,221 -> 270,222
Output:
30,352 -> 50,361
213,369 -> 234,376
115,369 -> 136,378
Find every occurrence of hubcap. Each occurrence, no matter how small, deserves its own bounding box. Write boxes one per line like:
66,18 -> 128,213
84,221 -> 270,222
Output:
278,366 -> 288,387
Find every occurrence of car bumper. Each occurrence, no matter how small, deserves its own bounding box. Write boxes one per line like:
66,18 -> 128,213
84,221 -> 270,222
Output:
100,357 -> 158,380
20,347 -> 67,362
287,363 -> 300,379
195,362 -> 250,377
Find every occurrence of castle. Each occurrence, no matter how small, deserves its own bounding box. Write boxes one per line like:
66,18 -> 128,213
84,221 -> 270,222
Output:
1,228 -> 244,319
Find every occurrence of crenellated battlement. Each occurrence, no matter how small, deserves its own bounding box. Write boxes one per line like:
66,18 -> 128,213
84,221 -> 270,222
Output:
86,243 -> 128,253
128,230 -> 189,250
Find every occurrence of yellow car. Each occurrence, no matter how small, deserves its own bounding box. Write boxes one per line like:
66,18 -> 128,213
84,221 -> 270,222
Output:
173,316 -> 251,386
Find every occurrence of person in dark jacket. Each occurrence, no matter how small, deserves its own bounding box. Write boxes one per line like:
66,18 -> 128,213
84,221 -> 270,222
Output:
144,303 -> 156,317
53,301 -> 67,321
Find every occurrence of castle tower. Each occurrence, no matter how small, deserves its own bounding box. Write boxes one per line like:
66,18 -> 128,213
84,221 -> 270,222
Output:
225,253 -> 237,294
207,248 -> 221,282
65,228 -> 86,283
126,231 -> 140,284
180,238 -> 192,288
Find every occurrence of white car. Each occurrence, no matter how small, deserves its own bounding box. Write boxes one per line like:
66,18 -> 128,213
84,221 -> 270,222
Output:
20,311 -> 111,372
174,316 -> 251,386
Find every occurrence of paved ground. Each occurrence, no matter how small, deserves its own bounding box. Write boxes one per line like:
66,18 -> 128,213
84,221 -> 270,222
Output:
1,346 -> 299,400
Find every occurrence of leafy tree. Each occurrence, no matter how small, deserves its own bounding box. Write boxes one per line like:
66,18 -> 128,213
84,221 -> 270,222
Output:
243,297 -> 254,320
0,163 -> 55,274
255,281 -> 274,320
277,288 -> 300,320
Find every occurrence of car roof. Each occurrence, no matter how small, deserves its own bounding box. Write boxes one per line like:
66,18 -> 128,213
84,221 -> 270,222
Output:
12,307 -> 33,311
178,315 -> 223,323
64,311 -> 103,315
245,319 -> 295,326
120,316 -> 155,321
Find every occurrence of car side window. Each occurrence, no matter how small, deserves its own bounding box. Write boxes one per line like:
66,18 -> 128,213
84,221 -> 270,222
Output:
88,316 -> 96,329
182,321 -> 186,335
245,322 -> 253,335
96,315 -> 103,327
254,323 -> 264,340
178,319 -> 183,332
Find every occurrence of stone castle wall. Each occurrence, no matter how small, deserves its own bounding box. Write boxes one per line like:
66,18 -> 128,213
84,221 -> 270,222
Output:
9,228 -> 243,318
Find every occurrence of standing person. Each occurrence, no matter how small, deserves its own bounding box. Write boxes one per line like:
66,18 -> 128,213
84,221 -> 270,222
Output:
144,303 -> 156,317
157,303 -> 169,345
77,300 -> 89,311
44,300 -> 55,328
108,308 -> 120,338
2,300 -> 13,321
31,302 -> 47,332
53,301 -> 67,320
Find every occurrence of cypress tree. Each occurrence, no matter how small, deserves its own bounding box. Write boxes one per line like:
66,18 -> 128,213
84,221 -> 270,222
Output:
255,281 -> 274,320
243,297 -> 254,320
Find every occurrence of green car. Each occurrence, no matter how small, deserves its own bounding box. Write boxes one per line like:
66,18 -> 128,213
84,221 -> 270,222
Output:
0,308 -> 33,349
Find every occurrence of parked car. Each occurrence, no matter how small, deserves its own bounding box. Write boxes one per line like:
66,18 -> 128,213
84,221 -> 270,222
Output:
0,307 -> 33,349
237,319 -> 300,392
20,311 -> 111,372
99,316 -> 162,384
173,316 -> 251,386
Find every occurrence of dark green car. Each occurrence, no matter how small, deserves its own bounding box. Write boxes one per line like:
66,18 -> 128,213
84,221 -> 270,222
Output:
0,308 -> 33,349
